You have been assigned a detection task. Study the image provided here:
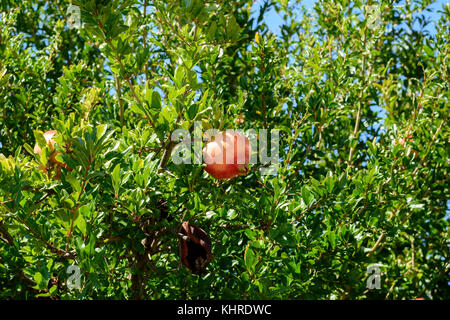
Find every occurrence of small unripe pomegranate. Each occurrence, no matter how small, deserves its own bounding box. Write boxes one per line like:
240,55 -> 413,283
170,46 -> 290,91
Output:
34,130 -> 57,160
34,130 -> 71,179
202,130 -> 251,179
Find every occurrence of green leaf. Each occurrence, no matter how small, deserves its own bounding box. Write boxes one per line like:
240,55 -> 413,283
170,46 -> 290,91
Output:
85,235 -> 96,256
24,143 -> 36,157
65,172 -> 81,193
186,103 -> 198,120
168,86 -> 186,104
33,272 -> 43,286
111,163 -> 121,195
301,186 -> 314,206
151,90 -> 162,110
328,231 -> 336,250
244,244 -> 256,275
129,103 -> 146,116
75,212 -> 87,234
49,285 -> 57,294
174,66 -> 185,88
207,21 -> 217,40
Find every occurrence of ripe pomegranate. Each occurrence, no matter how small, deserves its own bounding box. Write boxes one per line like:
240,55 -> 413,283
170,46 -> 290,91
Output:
202,130 -> 251,179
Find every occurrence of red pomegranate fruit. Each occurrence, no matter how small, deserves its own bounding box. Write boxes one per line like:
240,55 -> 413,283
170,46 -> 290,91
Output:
202,130 -> 251,179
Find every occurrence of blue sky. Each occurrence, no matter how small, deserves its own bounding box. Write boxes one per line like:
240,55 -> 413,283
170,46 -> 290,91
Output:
249,0 -> 448,139
253,0 -> 448,36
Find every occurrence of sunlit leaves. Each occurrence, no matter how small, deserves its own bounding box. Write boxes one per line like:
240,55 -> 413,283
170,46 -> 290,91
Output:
71,124 -> 114,171
0,0 -> 448,301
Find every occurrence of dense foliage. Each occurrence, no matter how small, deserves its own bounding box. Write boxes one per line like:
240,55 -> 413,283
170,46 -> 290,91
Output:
0,0 -> 448,299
